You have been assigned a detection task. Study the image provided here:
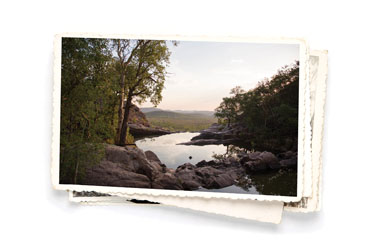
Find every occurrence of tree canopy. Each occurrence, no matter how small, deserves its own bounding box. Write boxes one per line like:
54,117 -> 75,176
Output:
215,61 -> 300,152
59,37 -> 174,183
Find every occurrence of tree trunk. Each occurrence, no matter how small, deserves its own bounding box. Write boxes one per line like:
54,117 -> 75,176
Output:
115,74 -> 126,144
118,94 -> 133,146
74,156 -> 79,184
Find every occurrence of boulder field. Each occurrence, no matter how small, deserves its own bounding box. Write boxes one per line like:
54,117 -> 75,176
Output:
80,144 -> 297,191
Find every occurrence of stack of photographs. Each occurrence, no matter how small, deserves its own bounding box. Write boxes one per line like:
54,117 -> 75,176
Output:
52,34 -> 328,224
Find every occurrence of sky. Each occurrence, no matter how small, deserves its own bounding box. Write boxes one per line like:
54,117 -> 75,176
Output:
140,40 -> 299,111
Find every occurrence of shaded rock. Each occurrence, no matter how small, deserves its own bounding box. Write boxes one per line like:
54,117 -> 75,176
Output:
177,139 -> 223,146
242,151 -> 280,172
259,151 -> 279,165
104,144 -> 165,181
280,157 -> 297,168
244,160 -> 268,172
128,123 -> 171,137
81,160 -> 151,188
277,150 -> 296,159
204,173 -> 235,189
195,160 -> 208,167
175,163 -> 202,190
221,157 -> 240,166
145,150 -> 162,164
105,145 -> 135,171
193,165 -> 244,189
152,172 -> 183,190
128,104 -> 150,127
207,160 -> 218,166
240,151 -> 264,164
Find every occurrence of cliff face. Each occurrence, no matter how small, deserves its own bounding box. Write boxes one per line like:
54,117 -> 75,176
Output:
128,105 -> 150,127
127,105 -> 171,137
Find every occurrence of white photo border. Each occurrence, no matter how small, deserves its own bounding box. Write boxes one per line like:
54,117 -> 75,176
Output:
52,33 -> 309,202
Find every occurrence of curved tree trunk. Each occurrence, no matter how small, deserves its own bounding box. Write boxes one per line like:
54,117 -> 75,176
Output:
115,74 -> 126,144
118,94 -> 133,146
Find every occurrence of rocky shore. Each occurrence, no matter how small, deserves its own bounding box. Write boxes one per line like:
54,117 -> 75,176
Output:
177,123 -> 246,146
80,144 -> 297,191
128,123 -> 172,137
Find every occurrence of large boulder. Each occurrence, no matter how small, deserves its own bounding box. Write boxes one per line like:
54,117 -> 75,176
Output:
81,160 -> 151,188
204,173 -> 235,189
241,151 -> 280,172
175,163 -> 202,190
152,172 -> 183,190
105,144 -> 163,180
259,151 -> 280,169
145,150 -> 162,164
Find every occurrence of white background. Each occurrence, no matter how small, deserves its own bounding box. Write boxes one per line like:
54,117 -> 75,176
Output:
1,0 -> 371,247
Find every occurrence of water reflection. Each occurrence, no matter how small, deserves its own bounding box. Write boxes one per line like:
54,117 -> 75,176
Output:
135,132 -> 227,169
136,132 -> 297,196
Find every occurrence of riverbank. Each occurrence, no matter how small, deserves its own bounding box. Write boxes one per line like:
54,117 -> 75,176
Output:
77,141 -> 297,195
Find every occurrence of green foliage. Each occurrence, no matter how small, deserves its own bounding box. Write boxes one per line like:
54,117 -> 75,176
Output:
112,39 -> 174,145
126,129 -> 135,144
215,61 -> 300,152
60,38 -> 117,183
60,38 -> 174,182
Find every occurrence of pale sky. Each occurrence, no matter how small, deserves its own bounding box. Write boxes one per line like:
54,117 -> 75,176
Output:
140,40 -> 299,111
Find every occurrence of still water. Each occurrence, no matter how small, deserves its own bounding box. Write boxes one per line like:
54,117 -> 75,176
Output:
136,132 -> 226,169
135,132 -> 297,196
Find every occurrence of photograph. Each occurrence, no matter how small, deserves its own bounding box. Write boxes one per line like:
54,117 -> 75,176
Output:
57,36 -> 302,198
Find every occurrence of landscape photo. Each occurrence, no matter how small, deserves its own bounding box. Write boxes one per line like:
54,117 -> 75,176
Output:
59,37 -> 300,197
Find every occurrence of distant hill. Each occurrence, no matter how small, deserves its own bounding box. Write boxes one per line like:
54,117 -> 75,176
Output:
140,107 -> 162,113
172,110 -> 215,117
143,110 -> 217,132
140,108 -> 215,117
145,110 -> 213,119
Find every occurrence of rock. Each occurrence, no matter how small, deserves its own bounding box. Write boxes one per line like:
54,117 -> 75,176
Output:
175,163 -> 202,190
152,172 -> 183,190
259,151 -> 279,166
104,145 -> 136,171
181,180 -> 202,191
128,124 -> 171,138
222,157 -> 240,166
207,160 -> 217,166
277,150 -> 296,159
195,160 -> 208,167
193,165 -> 244,189
242,151 -> 280,172
239,151 -> 263,164
280,157 -> 297,168
105,145 -> 162,180
145,150 -> 162,164
244,160 -> 268,172
81,160 -> 151,188
204,173 -> 235,189
128,104 -> 150,127
177,139 -> 224,146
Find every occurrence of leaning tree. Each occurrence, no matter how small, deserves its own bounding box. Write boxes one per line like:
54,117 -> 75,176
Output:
115,40 -> 172,146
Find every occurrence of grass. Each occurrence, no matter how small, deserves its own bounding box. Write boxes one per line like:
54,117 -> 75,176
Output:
145,111 -> 216,132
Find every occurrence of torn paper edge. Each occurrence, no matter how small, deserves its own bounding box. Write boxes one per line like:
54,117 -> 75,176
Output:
69,191 -> 283,224
284,50 -> 328,212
